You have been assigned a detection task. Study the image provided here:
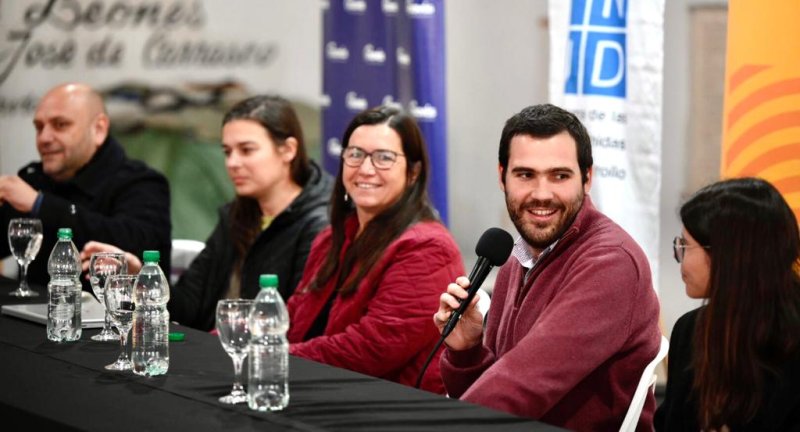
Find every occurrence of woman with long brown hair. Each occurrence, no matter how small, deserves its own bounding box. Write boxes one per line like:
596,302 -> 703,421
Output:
286,106 -> 464,393
655,177 -> 800,431
82,95 -> 332,331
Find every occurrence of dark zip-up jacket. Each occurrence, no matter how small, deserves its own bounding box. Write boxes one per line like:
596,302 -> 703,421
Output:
0,136 -> 171,289
168,161 -> 332,331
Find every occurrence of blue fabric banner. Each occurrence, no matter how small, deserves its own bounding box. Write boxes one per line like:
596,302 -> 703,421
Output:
321,0 -> 448,224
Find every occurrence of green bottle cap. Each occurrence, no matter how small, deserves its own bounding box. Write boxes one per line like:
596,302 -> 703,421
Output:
57,228 -> 72,239
259,274 -> 279,288
169,332 -> 185,342
142,250 -> 160,263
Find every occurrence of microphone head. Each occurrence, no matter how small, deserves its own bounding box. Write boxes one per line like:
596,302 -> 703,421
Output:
475,227 -> 514,266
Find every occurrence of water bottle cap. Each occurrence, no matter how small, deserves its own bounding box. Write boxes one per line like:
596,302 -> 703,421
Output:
259,274 -> 278,288
142,250 -> 160,263
57,228 -> 72,239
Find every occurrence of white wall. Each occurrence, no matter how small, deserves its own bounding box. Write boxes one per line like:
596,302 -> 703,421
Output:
659,0 -> 726,335
445,1 -> 549,253
660,0 -> 697,337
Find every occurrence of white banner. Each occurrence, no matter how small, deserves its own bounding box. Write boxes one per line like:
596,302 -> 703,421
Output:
0,0 -> 321,173
548,0 -> 664,289
0,0 -> 322,240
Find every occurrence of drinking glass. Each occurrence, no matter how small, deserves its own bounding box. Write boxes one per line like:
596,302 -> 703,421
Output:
89,252 -> 127,342
103,274 -> 136,371
216,299 -> 253,404
7,218 -> 43,297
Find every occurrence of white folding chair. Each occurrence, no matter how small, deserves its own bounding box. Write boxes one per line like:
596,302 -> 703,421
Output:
476,288 -> 492,318
619,335 -> 670,432
170,239 -> 205,284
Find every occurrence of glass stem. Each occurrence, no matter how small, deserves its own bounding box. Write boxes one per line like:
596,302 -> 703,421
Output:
103,310 -> 113,333
19,262 -> 29,290
231,355 -> 244,392
118,330 -> 129,361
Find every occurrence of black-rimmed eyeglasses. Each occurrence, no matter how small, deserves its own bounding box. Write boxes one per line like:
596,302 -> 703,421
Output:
341,146 -> 405,170
673,236 -> 710,263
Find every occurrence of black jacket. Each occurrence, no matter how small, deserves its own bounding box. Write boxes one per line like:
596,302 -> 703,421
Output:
0,136 -> 171,288
168,161 -> 333,331
655,307 -> 800,431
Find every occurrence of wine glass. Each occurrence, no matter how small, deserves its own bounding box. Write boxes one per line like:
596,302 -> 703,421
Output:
103,274 -> 136,371
216,299 -> 253,404
89,252 -> 127,342
7,218 -> 43,297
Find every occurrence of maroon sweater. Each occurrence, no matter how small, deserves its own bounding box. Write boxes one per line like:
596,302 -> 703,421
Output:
287,217 -> 465,393
441,198 -> 661,431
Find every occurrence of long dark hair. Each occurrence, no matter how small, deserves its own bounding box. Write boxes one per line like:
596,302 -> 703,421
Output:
680,177 -> 800,429
309,106 -> 436,296
222,95 -> 311,262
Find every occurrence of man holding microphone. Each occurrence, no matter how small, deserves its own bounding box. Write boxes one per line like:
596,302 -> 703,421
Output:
435,104 -> 661,431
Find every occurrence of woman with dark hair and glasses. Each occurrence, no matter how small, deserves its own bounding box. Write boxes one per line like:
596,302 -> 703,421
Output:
286,106 -> 464,393
82,95 -> 333,331
655,177 -> 800,431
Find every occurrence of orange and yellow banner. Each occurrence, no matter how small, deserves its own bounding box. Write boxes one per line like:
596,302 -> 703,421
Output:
721,0 -> 800,221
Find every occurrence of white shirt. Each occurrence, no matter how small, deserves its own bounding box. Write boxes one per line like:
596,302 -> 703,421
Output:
512,236 -> 558,284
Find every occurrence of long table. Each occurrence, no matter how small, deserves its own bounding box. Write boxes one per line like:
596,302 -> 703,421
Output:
0,276 -> 561,431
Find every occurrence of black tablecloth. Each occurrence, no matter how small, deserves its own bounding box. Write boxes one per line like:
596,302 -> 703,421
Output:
0,276 -> 561,431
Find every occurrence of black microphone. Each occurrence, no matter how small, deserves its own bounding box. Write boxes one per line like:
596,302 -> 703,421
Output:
440,227 -> 514,340
414,227 -> 514,389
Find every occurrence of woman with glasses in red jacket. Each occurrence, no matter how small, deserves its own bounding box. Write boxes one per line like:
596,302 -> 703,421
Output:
286,106 -> 464,394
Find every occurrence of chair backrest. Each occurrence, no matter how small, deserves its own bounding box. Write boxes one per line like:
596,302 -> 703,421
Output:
476,288 -> 492,318
170,239 -> 205,284
619,334 -> 670,432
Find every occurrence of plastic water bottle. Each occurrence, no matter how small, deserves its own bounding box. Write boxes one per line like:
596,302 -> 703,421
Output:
46,228 -> 82,342
248,274 -> 290,411
132,250 -> 170,376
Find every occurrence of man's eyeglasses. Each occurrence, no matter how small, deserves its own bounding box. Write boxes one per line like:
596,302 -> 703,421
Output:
672,236 -> 710,263
342,146 -> 405,170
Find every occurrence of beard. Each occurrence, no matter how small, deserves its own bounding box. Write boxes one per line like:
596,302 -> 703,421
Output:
506,188 -> 585,251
